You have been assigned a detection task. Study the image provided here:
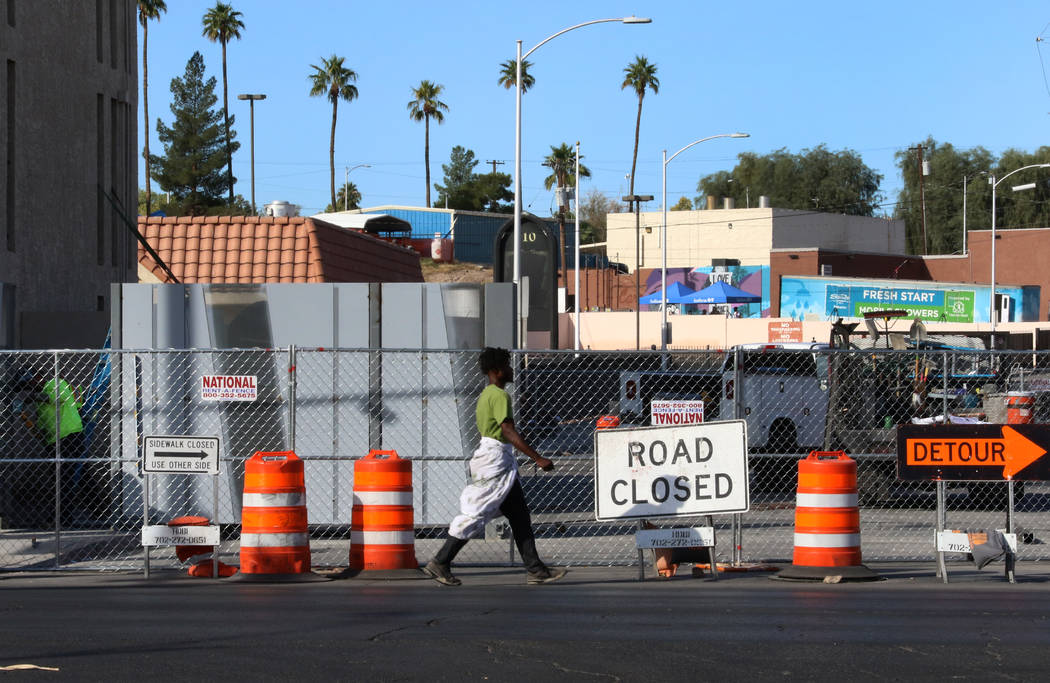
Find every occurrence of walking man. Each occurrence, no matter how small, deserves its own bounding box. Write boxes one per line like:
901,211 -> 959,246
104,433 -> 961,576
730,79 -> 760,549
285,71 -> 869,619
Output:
424,347 -> 567,586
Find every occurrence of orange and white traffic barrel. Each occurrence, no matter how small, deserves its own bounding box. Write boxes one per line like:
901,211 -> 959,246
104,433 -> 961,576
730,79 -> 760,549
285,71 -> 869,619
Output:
232,450 -> 325,582
775,451 -> 879,582
1007,392 -> 1036,424
348,450 -> 423,578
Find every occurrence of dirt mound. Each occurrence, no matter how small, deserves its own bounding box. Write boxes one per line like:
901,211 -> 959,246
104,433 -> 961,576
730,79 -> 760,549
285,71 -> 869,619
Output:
421,258 -> 493,284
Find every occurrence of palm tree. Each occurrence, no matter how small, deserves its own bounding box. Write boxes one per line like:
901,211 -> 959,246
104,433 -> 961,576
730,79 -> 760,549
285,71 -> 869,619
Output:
138,0 -> 167,216
498,58 -> 535,92
309,55 -> 359,209
201,2 -> 245,204
543,143 -> 591,286
407,81 -> 448,208
621,56 -> 659,208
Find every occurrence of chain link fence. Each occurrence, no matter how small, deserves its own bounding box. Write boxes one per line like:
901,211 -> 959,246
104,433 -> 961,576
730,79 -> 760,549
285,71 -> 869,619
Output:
1,346 -> 1049,572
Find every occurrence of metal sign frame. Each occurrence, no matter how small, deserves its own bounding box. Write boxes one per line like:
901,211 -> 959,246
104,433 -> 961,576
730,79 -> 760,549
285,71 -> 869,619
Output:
140,435 -> 222,579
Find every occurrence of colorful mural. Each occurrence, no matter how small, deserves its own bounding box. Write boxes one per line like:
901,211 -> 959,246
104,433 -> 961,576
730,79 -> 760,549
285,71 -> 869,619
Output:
780,276 -> 1041,323
642,266 -> 770,318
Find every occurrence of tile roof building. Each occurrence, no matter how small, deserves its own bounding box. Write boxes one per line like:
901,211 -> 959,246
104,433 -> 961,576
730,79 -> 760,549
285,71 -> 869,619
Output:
137,215 -> 423,284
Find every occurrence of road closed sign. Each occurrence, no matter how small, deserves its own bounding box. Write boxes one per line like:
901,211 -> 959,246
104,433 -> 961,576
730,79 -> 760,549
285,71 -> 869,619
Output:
594,420 -> 749,521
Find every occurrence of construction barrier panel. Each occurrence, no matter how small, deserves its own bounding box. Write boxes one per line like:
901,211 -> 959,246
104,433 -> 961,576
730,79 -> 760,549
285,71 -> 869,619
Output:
349,450 -> 419,574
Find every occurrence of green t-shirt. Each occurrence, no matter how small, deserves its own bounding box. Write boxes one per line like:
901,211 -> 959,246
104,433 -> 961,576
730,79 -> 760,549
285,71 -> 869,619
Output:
476,384 -> 512,442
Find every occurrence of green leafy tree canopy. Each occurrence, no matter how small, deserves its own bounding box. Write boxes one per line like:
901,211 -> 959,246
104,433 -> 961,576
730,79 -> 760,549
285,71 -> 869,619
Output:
434,146 -> 513,212
696,145 -> 883,217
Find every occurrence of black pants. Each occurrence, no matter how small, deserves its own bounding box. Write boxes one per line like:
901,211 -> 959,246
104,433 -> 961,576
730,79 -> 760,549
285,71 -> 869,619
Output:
434,478 -> 544,573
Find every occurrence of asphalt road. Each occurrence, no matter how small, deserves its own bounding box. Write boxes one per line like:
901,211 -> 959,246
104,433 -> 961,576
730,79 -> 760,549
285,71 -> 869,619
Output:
2,563 -> 1049,681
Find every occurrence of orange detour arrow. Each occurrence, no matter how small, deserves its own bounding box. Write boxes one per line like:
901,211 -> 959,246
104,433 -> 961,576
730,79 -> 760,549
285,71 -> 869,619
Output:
905,426 -> 1046,479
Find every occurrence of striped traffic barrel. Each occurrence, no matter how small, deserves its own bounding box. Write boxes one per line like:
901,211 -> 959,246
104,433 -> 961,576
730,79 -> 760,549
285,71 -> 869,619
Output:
776,451 -> 878,581
237,450 -> 318,580
349,450 -> 418,572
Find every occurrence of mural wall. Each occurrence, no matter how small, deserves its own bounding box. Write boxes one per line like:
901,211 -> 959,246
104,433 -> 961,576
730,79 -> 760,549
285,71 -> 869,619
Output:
642,266 -> 770,318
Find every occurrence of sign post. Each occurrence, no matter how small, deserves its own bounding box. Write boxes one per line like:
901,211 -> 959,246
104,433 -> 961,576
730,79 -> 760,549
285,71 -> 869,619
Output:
141,435 -> 222,579
897,424 -> 1050,583
595,420 -> 749,580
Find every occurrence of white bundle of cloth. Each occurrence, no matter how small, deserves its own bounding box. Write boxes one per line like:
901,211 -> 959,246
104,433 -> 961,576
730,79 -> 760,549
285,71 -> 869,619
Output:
449,436 -> 518,539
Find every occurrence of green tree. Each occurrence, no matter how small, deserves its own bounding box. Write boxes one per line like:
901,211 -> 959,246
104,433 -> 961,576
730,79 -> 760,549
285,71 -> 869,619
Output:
498,58 -> 534,92
579,189 -> 624,244
434,146 -> 512,212
697,145 -> 883,218
201,2 -> 244,203
671,197 -> 693,211
309,55 -> 359,210
150,52 -> 239,216
621,56 -> 659,208
543,143 -> 592,284
325,182 -> 361,212
407,80 -> 448,208
139,0 -> 167,216
893,138 -> 994,255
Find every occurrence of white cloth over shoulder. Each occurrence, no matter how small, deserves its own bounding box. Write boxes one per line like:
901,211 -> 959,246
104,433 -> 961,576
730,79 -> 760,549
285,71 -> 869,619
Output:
449,437 -> 518,539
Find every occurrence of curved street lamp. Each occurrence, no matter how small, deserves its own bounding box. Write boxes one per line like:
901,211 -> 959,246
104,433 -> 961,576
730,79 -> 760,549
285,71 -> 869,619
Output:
989,163 -> 1050,344
344,163 -> 371,211
660,133 -> 750,349
512,16 -> 651,346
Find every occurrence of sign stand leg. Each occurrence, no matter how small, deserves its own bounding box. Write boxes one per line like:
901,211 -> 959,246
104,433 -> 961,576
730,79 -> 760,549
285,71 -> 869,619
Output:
1006,481 -> 1016,584
706,515 -> 718,581
636,520 -> 646,582
936,480 -> 948,584
143,473 -> 150,579
212,472 -> 220,580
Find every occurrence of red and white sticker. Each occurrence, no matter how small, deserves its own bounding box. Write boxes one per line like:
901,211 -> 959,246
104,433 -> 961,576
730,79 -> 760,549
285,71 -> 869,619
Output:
201,375 -> 258,402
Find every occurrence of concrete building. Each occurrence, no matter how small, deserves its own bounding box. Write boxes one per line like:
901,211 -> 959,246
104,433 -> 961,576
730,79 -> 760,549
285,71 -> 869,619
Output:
0,0 -> 137,348
606,205 -> 906,271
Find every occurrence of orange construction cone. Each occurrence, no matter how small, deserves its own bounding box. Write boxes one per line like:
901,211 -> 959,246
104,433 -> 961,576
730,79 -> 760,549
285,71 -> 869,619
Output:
346,450 -> 425,579
229,451 -> 326,582
774,451 -> 880,582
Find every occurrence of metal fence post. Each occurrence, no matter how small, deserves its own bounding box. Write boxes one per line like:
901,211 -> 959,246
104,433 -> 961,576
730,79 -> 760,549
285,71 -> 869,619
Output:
733,346 -> 743,565
53,351 -> 61,567
288,345 -> 297,453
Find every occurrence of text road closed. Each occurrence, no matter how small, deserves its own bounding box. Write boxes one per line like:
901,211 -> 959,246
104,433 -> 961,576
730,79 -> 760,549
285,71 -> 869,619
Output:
593,420 -> 749,520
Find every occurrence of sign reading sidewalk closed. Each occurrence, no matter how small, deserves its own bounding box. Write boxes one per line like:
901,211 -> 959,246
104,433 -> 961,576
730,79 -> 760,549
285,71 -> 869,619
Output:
897,424 -> 1050,481
143,435 -> 220,475
594,420 -> 749,520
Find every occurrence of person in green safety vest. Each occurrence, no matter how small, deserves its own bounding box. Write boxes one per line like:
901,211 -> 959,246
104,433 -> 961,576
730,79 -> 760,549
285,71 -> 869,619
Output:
35,377 -> 85,447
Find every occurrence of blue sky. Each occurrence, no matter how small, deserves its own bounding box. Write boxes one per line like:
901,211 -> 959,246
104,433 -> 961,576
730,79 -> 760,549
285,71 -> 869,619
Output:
139,1 -> 1050,217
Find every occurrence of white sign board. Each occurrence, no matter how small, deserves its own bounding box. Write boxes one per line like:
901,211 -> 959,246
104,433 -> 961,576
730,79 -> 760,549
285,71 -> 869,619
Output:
936,530 -> 1018,554
635,526 -> 715,549
141,524 -> 220,547
143,435 -> 220,475
650,400 -> 704,426
200,374 -> 257,401
594,420 -> 749,521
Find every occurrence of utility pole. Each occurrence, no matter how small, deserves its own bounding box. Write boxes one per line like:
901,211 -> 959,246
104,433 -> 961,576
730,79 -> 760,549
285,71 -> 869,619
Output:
909,145 -> 928,254
486,159 -> 505,174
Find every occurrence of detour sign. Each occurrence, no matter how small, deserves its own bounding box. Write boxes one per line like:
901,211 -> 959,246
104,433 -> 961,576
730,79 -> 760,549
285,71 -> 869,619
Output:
897,424 -> 1050,481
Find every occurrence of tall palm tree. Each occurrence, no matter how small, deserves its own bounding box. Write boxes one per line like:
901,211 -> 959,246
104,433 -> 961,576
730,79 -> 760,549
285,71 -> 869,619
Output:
621,56 -> 659,208
497,58 -> 535,92
201,2 -> 245,204
138,0 -> 167,216
407,81 -> 448,208
309,55 -> 359,209
543,143 -> 591,286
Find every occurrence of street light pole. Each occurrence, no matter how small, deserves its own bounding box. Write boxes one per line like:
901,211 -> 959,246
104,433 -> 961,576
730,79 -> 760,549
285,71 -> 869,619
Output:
237,93 -> 266,214
513,15 -> 651,347
623,193 -> 653,350
660,133 -> 749,350
988,163 -> 1050,346
574,140 -> 581,352
343,163 -> 371,211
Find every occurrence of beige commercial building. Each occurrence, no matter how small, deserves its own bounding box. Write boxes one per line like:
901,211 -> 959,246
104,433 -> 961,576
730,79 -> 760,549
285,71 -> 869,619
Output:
606,206 -> 906,271
0,1 -> 137,348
